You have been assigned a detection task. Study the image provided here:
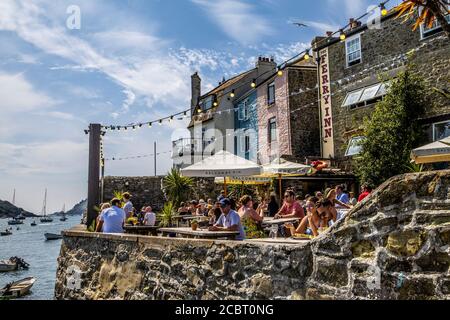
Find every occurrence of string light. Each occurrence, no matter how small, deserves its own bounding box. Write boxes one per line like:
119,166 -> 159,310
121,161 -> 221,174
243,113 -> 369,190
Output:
304,51 -> 310,60
90,1 -> 395,137
380,3 -> 388,16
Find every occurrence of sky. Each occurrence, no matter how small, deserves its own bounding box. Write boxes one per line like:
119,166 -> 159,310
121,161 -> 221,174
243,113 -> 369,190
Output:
0,0 -> 399,213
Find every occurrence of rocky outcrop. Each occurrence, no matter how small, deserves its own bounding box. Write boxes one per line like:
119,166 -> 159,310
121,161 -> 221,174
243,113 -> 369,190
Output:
55,171 -> 450,300
52,200 -> 86,216
0,200 -> 36,219
305,170 -> 450,300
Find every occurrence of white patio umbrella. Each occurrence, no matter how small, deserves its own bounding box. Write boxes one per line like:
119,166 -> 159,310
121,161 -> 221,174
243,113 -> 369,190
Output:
262,158 -> 311,200
181,151 -> 261,196
411,137 -> 450,164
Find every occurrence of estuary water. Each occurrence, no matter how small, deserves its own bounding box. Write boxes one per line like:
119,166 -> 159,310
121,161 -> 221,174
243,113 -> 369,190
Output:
0,215 -> 80,300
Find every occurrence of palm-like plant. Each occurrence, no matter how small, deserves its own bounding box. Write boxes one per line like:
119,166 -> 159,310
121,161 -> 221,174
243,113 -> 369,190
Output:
396,0 -> 450,38
158,201 -> 175,227
163,168 -> 193,208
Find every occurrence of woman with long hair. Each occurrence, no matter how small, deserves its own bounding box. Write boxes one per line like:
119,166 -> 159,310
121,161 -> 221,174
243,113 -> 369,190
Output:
238,195 -> 265,239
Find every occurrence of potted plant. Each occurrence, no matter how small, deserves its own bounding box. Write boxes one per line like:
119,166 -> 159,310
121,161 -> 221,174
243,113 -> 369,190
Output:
191,219 -> 199,231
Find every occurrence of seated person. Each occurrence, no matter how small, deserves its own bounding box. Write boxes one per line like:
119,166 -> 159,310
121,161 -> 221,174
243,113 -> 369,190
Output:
143,206 -> 156,226
96,198 -> 125,234
209,198 -> 245,240
274,190 -> 305,220
189,200 -> 198,215
326,189 -> 352,222
177,202 -> 190,215
238,195 -> 265,239
208,202 -> 222,225
286,197 -> 331,238
196,199 -> 209,216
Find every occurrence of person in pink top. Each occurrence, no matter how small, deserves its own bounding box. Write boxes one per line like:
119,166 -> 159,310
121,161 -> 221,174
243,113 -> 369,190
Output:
274,190 -> 305,220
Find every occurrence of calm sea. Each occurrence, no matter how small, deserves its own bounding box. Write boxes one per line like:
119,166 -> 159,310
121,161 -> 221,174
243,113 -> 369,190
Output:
0,215 -> 80,300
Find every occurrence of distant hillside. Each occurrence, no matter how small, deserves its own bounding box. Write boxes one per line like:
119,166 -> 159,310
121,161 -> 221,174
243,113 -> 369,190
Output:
0,200 -> 36,219
52,199 -> 86,216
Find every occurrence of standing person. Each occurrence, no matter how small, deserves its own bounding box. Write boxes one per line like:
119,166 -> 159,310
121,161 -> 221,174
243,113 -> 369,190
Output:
267,194 -> 279,217
122,192 -> 133,219
335,185 -> 349,205
209,198 -> 245,241
358,184 -> 373,202
274,190 -> 305,220
349,192 -> 358,206
143,206 -> 156,226
96,198 -> 126,234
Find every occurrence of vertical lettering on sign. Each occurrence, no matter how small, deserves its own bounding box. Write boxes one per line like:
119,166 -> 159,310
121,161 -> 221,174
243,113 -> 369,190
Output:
319,48 -> 334,158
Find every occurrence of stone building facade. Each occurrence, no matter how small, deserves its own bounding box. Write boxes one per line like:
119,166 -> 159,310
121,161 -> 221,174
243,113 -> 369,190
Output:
257,59 -> 320,165
312,12 -> 450,165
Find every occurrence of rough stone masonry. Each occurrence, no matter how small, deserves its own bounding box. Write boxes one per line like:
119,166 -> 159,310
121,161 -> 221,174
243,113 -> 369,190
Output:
56,171 -> 450,300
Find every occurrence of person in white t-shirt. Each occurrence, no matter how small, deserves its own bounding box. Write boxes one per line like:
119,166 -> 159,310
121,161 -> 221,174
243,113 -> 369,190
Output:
143,206 -> 156,226
96,198 -> 126,234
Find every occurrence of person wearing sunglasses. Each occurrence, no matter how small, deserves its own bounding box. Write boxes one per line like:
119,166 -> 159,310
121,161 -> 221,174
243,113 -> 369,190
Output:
274,190 -> 305,220
285,197 -> 328,237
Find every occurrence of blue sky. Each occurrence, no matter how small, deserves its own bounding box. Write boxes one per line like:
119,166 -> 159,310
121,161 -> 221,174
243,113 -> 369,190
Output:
0,0 -> 399,213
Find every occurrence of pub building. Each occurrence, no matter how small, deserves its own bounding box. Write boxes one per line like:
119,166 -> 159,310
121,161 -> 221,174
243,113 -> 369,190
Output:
312,10 -> 450,181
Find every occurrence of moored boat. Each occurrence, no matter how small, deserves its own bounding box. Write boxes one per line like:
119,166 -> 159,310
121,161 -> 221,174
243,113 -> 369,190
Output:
0,257 -> 29,272
44,233 -> 63,241
0,230 -> 12,237
0,277 -> 36,298
7,219 -> 23,226
31,221 -> 37,227
39,189 -> 53,223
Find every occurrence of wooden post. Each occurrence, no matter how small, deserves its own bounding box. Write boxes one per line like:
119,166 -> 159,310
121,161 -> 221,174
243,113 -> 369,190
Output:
154,141 -> 157,176
224,177 -> 227,197
87,124 -> 101,228
278,174 -> 283,204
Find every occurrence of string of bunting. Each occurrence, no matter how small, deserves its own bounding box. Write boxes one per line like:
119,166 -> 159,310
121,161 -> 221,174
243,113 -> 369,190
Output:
84,0 -> 393,135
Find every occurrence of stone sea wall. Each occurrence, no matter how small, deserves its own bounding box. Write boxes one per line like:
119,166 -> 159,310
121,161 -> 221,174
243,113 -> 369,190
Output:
57,171 -> 450,300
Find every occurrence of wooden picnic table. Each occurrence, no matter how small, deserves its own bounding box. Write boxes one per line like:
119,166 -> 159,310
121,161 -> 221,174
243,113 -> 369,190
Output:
262,217 -> 301,226
159,227 -> 239,240
123,225 -> 160,236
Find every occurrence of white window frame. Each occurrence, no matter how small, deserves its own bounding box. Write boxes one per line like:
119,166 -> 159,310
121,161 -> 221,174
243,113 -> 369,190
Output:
345,136 -> 365,157
433,120 -> 450,141
342,81 -> 391,109
419,6 -> 450,39
345,34 -> 362,67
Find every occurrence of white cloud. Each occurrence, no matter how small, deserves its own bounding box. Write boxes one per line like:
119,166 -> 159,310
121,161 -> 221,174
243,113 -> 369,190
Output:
0,72 -> 56,112
0,140 -> 87,176
192,0 -> 273,44
301,20 -> 340,34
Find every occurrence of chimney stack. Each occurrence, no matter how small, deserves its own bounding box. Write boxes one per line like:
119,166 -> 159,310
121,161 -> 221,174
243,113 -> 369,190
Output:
326,31 -> 333,37
191,72 -> 201,115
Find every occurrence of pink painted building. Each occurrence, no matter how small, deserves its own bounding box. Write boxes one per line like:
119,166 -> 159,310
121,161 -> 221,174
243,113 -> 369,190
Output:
257,58 -> 320,165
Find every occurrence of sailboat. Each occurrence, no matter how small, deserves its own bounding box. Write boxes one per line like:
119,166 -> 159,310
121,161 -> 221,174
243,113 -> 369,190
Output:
59,204 -> 67,222
40,189 -> 53,223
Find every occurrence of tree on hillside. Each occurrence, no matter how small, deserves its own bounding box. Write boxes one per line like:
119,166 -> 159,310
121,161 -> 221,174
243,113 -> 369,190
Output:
396,0 -> 450,38
354,66 -> 428,187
